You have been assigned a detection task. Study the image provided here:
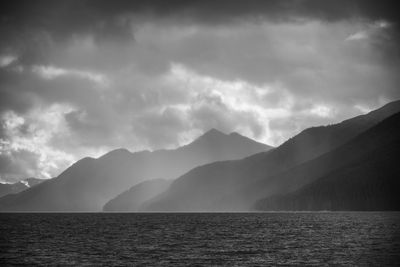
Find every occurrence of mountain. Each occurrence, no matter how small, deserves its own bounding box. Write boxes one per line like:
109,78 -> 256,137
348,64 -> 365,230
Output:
145,100 -> 400,211
0,178 -> 45,198
255,112 -> 400,211
23,178 -> 45,187
0,182 -> 27,198
103,179 -> 172,212
0,129 -> 271,211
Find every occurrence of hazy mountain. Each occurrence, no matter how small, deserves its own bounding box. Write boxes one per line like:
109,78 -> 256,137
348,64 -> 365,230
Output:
145,100 -> 400,211
23,178 -> 46,187
103,179 -> 172,212
255,112 -> 400,211
0,182 -> 27,198
0,129 -> 270,211
0,178 -> 44,198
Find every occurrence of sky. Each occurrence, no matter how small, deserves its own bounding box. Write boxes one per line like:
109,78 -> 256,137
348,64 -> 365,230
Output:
0,0 -> 399,182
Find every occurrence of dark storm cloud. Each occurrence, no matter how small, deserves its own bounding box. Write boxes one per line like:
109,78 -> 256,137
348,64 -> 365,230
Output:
1,0 -> 398,44
1,0 -> 398,74
3,0 -> 398,24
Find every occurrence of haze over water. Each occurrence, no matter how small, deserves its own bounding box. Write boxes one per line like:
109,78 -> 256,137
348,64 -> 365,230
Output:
1,212 -> 399,266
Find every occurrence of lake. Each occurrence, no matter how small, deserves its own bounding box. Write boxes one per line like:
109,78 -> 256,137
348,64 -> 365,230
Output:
1,212 -> 399,266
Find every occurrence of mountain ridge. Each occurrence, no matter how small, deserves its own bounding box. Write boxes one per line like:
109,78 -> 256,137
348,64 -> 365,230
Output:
255,111 -> 400,211
0,178 -> 45,198
0,129 -> 271,211
144,100 -> 400,211
103,179 -> 172,212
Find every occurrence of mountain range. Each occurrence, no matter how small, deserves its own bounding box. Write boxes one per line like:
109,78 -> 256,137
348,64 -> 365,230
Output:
255,111 -> 400,211
0,129 -> 271,211
1,100 -> 399,212
0,178 -> 44,198
144,100 -> 400,211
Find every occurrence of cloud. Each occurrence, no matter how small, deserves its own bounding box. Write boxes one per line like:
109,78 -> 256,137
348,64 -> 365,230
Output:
0,149 -> 39,182
0,106 -> 76,180
0,55 -> 17,67
346,31 -> 369,41
1,1 -> 399,66
32,65 -> 109,86
345,20 -> 392,41
0,0 -> 399,181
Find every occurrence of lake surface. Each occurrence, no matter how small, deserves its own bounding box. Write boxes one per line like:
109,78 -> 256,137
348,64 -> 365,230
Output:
1,212 -> 399,266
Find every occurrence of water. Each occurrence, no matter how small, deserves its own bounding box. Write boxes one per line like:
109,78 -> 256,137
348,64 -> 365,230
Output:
1,212 -> 399,266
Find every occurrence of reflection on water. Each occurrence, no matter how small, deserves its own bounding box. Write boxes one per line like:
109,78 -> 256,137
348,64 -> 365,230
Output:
1,212 -> 399,266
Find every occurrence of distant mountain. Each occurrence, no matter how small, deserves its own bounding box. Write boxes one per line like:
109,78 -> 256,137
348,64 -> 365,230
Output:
0,178 -> 44,198
103,179 -> 172,212
255,112 -> 400,211
0,129 -> 271,211
24,178 -> 45,187
145,100 -> 400,211
0,182 -> 26,198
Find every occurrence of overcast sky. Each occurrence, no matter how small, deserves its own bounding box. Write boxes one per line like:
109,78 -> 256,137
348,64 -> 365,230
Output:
0,0 -> 399,182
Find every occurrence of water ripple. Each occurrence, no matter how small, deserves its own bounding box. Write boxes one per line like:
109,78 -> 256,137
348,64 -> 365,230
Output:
1,212 -> 399,266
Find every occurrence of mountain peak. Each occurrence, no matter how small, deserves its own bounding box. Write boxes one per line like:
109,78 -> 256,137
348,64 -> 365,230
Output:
197,128 -> 227,140
99,148 -> 132,160
229,131 -> 241,137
